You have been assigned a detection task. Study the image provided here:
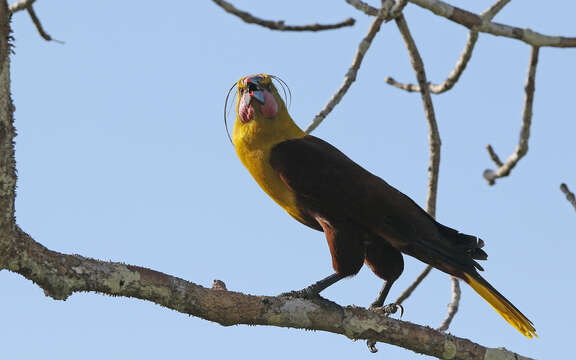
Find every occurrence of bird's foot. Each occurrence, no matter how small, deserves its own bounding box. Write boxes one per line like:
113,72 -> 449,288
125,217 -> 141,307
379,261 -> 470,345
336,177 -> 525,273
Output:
279,287 -> 321,300
370,302 -> 404,317
366,303 -> 403,353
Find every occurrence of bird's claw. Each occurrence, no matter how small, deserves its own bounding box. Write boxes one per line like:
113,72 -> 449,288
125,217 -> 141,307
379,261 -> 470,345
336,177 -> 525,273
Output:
366,304 -> 403,352
370,303 -> 404,318
279,288 -> 320,299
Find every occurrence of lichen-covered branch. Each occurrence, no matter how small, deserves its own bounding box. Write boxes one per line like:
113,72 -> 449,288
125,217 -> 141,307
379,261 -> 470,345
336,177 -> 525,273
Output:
483,46 -> 539,185
386,0 -> 510,94
212,0 -> 355,32
305,10 -> 386,133
0,0 -> 16,234
560,183 -> 576,212
0,226 -> 534,360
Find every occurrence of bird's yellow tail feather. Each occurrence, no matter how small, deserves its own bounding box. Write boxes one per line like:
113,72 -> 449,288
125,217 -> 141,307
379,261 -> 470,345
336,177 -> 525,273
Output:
464,273 -> 536,338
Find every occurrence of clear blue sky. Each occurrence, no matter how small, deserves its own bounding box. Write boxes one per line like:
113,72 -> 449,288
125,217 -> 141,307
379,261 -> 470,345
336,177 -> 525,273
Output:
2,1 -> 575,358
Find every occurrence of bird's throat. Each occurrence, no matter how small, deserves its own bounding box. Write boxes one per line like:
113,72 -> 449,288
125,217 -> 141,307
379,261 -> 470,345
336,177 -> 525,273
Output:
239,89 -> 278,123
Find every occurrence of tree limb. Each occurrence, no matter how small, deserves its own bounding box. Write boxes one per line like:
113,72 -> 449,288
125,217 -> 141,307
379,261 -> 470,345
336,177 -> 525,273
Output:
409,0 -> 576,48
483,46 -> 539,185
212,0 -> 355,32
0,226 -> 534,360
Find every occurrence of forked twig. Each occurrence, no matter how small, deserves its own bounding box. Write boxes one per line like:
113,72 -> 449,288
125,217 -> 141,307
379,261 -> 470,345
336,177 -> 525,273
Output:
484,46 -> 540,185
386,0 -> 511,94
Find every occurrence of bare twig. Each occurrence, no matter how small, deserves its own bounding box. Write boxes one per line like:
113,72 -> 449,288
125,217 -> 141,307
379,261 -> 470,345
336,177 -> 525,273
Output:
212,0 -> 355,31
560,183 -> 576,212
386,0 -> 510,94
437,276 -> 461,331
486,144 -> 503,167
395,265 -> 432,304
409,0 -> 576,48
305,11 -> 386,133
484,46 -> 539,185
26,5 -> 62,43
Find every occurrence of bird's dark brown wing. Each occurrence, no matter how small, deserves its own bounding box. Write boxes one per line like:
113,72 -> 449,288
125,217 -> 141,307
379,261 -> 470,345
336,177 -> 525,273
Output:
269,135 -> 485,277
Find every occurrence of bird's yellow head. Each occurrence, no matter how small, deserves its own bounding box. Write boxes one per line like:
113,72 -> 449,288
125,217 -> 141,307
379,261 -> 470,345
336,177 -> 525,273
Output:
230,74 -> 304,147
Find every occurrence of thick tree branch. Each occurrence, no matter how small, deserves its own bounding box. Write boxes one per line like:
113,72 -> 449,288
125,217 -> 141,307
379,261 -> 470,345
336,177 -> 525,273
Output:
386,0 -> 511,94
560,183 -> 576,212
483,46 -> 539,185
0,226 -> 534,360
305,8 -> 386,133
212,0 -> 355,32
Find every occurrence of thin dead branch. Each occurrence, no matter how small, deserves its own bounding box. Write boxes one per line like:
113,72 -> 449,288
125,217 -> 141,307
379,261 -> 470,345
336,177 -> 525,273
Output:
9,0 -> 62,43
395,265 -> 432,304
394,14 -> 441,218
560,183 -> 576,212
386,0 -> 510,94
486,144 -> 504,167
484,46 -> 539,185
212,0 -> 355,32
305,10 -> 386,133
437,276 -> 461,331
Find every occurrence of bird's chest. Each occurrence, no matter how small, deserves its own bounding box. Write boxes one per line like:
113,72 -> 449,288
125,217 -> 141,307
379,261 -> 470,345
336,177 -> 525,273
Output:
236,144 -> 306,223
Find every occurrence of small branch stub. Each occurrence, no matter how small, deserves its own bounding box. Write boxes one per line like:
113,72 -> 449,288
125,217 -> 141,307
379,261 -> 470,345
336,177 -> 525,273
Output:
560,183 -> 576,212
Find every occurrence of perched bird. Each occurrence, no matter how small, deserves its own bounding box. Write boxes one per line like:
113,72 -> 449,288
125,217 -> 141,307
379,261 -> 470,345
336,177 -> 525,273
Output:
228,73 -> 536,338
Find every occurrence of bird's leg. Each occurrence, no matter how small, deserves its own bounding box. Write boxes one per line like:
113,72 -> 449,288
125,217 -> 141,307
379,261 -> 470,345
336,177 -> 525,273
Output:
369,280 -> 403,316
280,273 -> 345,299
367,280 -> 403,353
